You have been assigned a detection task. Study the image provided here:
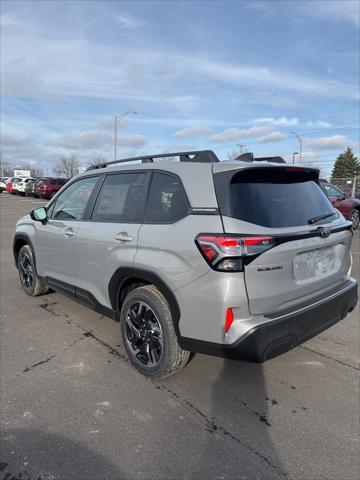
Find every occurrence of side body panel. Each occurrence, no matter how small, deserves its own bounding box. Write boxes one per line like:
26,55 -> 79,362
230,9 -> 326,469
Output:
34,218 -> 80,284
135,215 -> 225,337
74,222 -> 142,308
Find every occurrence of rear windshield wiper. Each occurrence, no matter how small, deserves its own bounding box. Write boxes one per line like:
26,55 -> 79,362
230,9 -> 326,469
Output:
307,212 -> 336,225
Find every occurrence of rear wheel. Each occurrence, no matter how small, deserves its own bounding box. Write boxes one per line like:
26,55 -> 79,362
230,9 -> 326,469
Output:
18,245 -> 49,296
120,285 -> 190,379
350,209 -> 360,230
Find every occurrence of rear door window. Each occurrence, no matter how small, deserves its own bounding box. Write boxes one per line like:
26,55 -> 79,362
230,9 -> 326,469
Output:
92,173 -> 147,223
145,172 -> 189,224
225,168 -> 337,228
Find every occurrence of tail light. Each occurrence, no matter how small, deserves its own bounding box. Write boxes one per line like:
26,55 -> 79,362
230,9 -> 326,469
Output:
195,234 -> 275,272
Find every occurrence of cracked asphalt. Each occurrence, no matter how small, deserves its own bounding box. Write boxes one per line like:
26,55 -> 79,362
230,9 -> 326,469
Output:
0,193 -> 359,480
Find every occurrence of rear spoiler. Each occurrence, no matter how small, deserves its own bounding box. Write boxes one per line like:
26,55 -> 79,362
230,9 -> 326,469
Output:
235,153 -> 286,163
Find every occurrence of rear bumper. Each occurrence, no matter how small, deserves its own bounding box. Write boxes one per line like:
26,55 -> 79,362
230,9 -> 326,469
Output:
180,279 -> 358,362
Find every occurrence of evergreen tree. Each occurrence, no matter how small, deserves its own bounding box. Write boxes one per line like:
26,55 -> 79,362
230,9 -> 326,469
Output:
331,147 -> 360,186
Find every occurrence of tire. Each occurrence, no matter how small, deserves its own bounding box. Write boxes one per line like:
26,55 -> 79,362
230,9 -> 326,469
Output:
17,245 -> 49,296
120,285 -> 190,379
350,209 -> 360,230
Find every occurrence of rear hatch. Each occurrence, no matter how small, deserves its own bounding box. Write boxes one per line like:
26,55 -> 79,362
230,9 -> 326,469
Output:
213,164 -> 353,315
36,178 -> 48,192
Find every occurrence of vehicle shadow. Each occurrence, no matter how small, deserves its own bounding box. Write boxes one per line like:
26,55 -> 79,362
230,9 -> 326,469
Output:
175,355 -> 288,479
0,427 -> 125,480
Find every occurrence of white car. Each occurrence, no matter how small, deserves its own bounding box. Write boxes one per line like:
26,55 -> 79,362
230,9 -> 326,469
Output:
0,181 -> 6,193
14,178 -> 34,196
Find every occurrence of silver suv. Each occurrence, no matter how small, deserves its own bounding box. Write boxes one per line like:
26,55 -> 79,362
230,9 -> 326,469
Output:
13,150 -> 358,378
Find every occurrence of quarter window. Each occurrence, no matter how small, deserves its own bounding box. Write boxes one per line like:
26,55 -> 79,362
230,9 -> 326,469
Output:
145,173 -> 189,223
323,184 -> 343,199
50,176 -> 98,220
92,173 -> 147,223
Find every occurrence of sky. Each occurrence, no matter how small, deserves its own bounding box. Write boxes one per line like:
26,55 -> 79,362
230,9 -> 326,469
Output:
1,0 -> 359,177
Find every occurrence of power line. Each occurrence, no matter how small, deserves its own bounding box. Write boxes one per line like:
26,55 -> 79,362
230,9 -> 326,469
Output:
209,124 -> 360,150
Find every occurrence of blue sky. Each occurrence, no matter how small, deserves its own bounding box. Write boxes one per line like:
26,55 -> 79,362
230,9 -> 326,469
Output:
1,0 -> 359,177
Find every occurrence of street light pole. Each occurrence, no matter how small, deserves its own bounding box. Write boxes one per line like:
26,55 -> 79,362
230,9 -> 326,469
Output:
0,150 -> 4,177
291,131 -> 303,161
113,111 -> 138,163
292,152 -> 299,164
236,144 -> 246,154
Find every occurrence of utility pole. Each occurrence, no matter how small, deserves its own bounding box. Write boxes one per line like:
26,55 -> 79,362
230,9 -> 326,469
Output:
292,152 -> 299,164
0,150 -> 3,177
291,131 -> 303,161
351,172 -> 357,198
113,111 -> 138,163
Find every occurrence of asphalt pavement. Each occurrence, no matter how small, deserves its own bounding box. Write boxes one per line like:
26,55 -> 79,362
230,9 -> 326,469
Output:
0,193 -> 359,480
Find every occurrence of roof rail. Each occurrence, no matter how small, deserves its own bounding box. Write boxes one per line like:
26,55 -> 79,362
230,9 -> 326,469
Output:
235,153 -> 286,164
87,150 -> 220,170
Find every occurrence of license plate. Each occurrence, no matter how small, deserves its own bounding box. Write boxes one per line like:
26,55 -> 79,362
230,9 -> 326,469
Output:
294,247 -> 336,281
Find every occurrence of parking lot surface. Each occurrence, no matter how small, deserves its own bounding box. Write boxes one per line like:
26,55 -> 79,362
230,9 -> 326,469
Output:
0,193 -> 359,480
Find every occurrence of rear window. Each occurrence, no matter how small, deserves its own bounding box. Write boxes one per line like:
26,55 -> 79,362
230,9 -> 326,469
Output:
227,168 -> 337,228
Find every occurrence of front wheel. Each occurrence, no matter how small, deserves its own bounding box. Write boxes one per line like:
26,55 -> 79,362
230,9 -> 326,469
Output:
120,285 -> 190,379
350,209 -> 360,230
18,245 -> 49,296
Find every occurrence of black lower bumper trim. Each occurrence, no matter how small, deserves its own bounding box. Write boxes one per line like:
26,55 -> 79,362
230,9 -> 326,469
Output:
180,281 -> 358,363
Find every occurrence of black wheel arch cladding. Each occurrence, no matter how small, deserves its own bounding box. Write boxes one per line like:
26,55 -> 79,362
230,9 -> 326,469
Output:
108,267 -> 182,338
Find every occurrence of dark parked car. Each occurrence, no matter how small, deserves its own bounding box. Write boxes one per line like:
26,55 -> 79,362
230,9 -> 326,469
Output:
320,179 -> 360,230
25,178 -> 38,197
36,177 -> 68,199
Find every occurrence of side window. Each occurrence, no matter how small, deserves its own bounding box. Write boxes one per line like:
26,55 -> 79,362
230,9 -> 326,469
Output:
50,176 -> 98,220
145,172 -> 189,224
323,184 -> 343,198
92,173 -> 147,223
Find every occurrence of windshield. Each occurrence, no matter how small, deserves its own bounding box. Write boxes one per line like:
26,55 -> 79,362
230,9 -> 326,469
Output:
229,168 -> 337,228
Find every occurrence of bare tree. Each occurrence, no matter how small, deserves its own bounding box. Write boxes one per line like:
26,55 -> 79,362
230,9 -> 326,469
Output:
226,148 -> 243,161
1,159 -> 13,177
54,154 -> 79,178
30,167 -> 44,178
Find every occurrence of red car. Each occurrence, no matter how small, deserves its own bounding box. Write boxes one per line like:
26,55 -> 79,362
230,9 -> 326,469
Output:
320,179 -> 360,230
5,178 -> 21,194
36,177 -> 68,199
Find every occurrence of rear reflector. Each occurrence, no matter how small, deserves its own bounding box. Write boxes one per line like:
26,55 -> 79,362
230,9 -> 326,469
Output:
225,308 -> 234,334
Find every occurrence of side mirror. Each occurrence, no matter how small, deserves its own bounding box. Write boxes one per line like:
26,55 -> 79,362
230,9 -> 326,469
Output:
30,207 -> 47,224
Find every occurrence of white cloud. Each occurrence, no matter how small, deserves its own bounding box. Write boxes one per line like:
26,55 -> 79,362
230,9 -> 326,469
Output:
305,135 -> 350,151
173,127 -> 210,138
254,117 -> 332,129
57,130 -> 112,150
256,131 -> 288,143
56,130 -> 148,150
306,120 -> 332,128
115,15 -> 143,29
1,15 -> 358,103
297,0 -> 360,28
209,126 -> 273,143
116,135 -> 148,148
254,116 -> 299,126
244,1 -> 359,28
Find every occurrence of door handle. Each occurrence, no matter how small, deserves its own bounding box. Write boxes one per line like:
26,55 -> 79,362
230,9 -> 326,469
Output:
63,227 -> 76,237
114,232 -> 132,243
